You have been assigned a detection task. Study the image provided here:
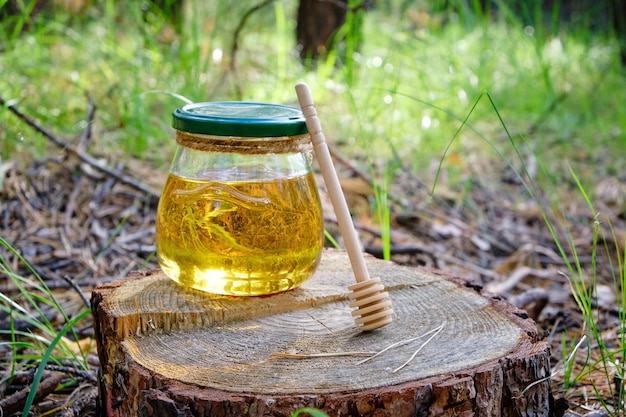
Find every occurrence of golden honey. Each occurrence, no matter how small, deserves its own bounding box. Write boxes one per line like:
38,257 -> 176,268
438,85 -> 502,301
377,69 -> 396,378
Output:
156,172 -> 323,296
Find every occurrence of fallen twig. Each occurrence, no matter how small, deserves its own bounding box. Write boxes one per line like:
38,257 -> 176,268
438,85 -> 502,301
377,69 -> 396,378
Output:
509,288 -> 550,321
0,94 -> 160,199
270,351 -> 375,359
44,364 -> 97,383
365,243 -> 502,281
392,322 -> 446,373
60,275 -> 91,310
485,266 -> 558,295
57,384 -> 98,417
357,322 -> 446,373
329,149 -> 374,187
0,371 -> 66,414
228,0 -> 276,99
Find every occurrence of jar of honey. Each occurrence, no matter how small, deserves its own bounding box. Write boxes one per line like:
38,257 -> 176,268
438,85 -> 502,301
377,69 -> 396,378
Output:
156,102 -> 324,296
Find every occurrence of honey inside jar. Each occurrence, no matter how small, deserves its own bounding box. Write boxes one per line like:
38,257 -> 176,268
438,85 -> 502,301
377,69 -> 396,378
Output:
156,101 -> 324,296
156,171 -> 323,296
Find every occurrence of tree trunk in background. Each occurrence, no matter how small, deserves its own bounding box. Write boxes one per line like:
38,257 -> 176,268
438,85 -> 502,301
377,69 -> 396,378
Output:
296,0 -> 348,61
608,0 -> 626,65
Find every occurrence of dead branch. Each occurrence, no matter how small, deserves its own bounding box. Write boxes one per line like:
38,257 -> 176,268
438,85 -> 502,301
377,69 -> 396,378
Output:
0,371 -> 66,414
44,364 -> 97,383
0,95 -> 160,199
60,274 -> 91,309
228,0 -> 276,99
57,384 -> 98,417
329,148 -> 373,186
485,266 -> 559,295
509,288 -> 550,321
364,243 -> 502,281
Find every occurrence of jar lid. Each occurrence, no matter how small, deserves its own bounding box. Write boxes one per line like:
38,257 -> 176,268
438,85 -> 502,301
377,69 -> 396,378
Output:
172,102 -> 308,137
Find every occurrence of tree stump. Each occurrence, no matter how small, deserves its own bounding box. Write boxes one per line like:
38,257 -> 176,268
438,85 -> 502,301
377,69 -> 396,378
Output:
92,249 -> 552,417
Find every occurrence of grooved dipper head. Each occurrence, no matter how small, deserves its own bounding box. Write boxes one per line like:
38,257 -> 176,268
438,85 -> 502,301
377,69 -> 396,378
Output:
348,277 -> 394,331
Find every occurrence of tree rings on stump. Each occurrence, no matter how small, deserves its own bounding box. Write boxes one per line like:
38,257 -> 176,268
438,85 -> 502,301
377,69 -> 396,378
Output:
92,249 -> 551,417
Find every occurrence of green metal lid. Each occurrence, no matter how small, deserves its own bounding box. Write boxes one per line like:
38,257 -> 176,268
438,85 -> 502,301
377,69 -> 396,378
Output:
172,102 -> 308,137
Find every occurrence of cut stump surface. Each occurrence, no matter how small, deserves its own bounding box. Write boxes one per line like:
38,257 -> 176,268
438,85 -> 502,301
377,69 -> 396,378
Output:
92,249 -> 551,417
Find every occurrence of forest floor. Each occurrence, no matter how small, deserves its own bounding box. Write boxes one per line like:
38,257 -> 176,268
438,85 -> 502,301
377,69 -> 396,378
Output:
1,104 -> 625,416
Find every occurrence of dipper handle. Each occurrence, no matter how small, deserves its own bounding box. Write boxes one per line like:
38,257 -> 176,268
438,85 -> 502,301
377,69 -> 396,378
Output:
295,82 -> 393,331
295,82 -> 370,283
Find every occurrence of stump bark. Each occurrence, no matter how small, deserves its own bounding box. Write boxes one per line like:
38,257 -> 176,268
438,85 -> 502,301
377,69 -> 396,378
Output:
92,249 -> 552,417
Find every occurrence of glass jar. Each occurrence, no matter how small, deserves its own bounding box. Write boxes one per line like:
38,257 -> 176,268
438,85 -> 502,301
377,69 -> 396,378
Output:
156,102 -> 324,296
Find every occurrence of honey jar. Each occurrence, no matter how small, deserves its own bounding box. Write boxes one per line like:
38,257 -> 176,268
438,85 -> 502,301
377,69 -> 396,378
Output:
156,102 -> 324,296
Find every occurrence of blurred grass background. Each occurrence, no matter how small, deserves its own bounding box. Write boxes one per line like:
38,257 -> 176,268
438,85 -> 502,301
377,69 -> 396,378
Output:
0,0 -> 624,195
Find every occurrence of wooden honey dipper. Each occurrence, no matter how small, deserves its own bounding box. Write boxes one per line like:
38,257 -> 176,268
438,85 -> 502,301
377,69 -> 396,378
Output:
295,82 -> 394,331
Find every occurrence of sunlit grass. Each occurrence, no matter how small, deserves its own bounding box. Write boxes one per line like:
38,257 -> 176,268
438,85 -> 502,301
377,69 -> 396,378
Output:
433,89 -> 626,416
558,168 -> 626,416
1,0 -> 623,186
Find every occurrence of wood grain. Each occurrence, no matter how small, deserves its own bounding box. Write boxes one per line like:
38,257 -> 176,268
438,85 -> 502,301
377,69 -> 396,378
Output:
92,249 -> 551,416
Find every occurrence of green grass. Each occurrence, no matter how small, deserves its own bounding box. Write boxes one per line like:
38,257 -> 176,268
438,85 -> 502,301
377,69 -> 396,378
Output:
0,236 -> 92,414
459,92 -> 626,415
559,168 -> 626,416
1,0 -> 623,182
291,408 -> 329,417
